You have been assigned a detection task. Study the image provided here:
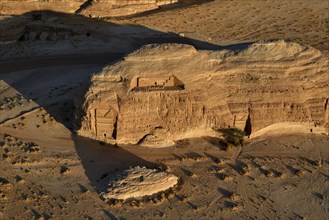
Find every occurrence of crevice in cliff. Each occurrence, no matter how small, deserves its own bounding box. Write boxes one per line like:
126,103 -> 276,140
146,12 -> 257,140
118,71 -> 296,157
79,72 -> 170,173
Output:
244,110 -> 252,136
324,98 -> 329,124
75,0 -> 94,14
112,116 -> 118,139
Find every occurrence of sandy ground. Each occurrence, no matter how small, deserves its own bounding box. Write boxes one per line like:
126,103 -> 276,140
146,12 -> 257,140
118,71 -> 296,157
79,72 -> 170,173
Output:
0,0 -> 329,219
120,0 -> 329,51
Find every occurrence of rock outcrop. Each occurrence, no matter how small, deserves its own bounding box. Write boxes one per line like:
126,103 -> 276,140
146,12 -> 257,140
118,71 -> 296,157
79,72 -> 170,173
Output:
0,0 -> 84,15
0,0 -> 178,17
80,0 -> 178,17
100,166 -> 178,200
74,41 -> 329,146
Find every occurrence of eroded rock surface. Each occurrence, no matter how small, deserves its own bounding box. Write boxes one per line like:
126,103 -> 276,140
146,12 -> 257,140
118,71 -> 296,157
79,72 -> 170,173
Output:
0,0 -> 178,17
100,166 -> 178,200
74,41 -> 329,146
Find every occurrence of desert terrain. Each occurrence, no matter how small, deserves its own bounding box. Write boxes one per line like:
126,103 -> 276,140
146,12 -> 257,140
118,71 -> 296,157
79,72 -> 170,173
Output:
0,0 -> 329,219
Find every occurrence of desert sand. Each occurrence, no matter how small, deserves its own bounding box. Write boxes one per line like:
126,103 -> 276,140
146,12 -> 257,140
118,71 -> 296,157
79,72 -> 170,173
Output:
0,0 -> 329,219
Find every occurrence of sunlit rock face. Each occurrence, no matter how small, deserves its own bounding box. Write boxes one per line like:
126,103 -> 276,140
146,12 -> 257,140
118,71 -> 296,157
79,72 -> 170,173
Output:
100,166 -> 179,201
74,41 -> 329,146
0,0 -> 84,15
0,0 -> 178,17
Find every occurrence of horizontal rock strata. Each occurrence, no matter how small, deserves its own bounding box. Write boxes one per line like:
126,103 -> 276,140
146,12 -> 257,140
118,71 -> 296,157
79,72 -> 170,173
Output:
74,41 -> 329,146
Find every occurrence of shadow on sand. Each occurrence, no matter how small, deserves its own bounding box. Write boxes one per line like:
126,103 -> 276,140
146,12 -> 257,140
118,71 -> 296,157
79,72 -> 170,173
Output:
73,135 -> 157,191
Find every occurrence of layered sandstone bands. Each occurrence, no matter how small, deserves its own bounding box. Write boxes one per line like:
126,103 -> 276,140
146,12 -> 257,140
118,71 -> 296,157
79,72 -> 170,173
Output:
74,41 -> 329,146
0,0 -> 84,15
0,0 -> 178,17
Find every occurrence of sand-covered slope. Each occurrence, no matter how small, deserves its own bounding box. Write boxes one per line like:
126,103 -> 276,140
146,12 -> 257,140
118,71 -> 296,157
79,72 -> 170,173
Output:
127,0 -> 329,52
75,41 -> 329,145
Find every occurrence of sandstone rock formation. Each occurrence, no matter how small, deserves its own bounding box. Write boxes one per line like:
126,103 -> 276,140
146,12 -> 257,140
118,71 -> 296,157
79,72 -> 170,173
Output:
0,0 -> 178,17
74,41 -> 329,146
0,15 -> 81,43
0,0 -> 84,15
100,166 -> 178,200
80,0 -> 178,17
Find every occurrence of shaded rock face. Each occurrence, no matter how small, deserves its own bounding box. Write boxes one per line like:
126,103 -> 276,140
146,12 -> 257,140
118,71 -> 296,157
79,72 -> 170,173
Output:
0,0 -> 178,17
74,41 -> 329,146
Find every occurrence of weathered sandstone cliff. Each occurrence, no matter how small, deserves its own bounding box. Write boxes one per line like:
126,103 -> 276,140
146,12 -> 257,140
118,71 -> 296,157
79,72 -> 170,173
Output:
74,41 -> 329,146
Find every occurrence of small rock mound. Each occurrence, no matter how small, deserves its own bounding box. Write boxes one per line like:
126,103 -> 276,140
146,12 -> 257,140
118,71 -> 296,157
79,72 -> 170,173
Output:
238,40 -> 307,61
101,166 -> 178,200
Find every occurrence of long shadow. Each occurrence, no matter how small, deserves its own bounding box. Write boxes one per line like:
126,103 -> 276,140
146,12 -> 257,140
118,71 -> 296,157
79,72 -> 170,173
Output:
73,135 -> 157,192
0,10 -> 253,217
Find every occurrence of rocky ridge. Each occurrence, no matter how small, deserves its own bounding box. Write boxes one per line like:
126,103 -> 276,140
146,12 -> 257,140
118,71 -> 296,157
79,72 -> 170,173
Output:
0,0 -> 178,17
74,41 -> 329,146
